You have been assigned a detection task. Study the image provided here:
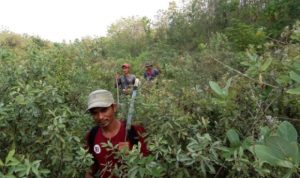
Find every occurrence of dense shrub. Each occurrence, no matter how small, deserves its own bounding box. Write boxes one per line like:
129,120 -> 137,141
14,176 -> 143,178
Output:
0,4 -> 300,177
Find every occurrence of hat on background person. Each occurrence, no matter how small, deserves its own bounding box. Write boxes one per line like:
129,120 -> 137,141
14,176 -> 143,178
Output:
122,63 -> 130,68
87,89 -> 114,111
145,62 -> 153,67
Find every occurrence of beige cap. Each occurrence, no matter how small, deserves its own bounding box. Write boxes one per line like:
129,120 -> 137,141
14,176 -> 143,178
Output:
87,89 -> 114,111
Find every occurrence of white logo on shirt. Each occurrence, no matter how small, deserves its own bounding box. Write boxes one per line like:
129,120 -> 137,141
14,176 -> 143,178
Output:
94,144 -> 101,154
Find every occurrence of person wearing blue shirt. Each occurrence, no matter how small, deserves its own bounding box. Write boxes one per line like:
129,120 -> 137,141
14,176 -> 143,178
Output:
144,63 -> 159,81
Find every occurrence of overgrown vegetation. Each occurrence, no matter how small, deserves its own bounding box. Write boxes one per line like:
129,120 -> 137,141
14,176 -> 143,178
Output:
1,0 -> 300,177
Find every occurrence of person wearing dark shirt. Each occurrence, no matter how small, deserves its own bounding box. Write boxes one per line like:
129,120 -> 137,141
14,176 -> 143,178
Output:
115,63 -> 136,95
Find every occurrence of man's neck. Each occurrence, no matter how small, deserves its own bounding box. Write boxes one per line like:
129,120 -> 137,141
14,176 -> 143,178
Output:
102,119 -> 121,138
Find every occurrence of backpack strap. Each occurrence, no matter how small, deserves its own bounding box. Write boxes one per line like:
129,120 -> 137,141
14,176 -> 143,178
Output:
88,126 -> 99,152
88,126 -> 99,167
128,128 -> 138,145
124,121 -> 139,145
120,75 -> 128,89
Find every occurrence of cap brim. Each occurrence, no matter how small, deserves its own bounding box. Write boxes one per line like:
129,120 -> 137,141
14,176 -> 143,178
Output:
86,101 -> 113,112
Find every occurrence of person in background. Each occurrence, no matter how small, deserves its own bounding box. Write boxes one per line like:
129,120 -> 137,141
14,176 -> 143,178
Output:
115,63 -> 136,95
115,63 -> 138,117
85,89 -> 149,178
143,63 -> 159,81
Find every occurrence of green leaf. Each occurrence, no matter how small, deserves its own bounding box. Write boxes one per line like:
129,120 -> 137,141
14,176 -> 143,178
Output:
266,136 -> 298,166
287,87 -> 300,95
292,62 -> 300,72
291,29 -> 300,42
5,149 -> 15,164
277,121 -> 298,142
282,171 -> 293,178
6,158 -> 20,166
289,142 -> 299,165
150,167 -> 163,177
242,137 -> 253,149
259,126 -> 270,142
226,129 -> 240,147
289,71 -> 300,83
128,166 -> 138,178
139,168 -> 145,178
251,145 -> 282,165
246,51 -> 258,62
240,61 -> 251,67
224,78 -> 232,94
276,75 -> 290,85
260,58 -> 272,72
15,95 -> 27,105
200,160 -> 206,176
209,81 -> 225,97
32,166 -> 40,178
14,165 -> 27,173
276,160 -> 295,169
39,169 -> 50,175
4,174 -> 16,178
207,163 -> 216,174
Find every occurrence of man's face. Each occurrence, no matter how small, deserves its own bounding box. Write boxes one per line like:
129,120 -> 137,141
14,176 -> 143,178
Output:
146,66 -> 152,71
89,104 -> 116,128
122,67 -> 129,74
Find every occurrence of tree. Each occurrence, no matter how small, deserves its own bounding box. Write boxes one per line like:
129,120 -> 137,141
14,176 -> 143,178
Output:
105,16 -> 152,58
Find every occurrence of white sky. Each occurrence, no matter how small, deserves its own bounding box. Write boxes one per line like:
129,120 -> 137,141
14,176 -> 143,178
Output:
0,0 -> 175,42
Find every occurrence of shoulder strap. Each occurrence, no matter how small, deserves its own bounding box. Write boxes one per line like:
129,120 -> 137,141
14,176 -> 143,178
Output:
120,75 -> 127,86
88,126 -> 99,150
132,75 -> 136,85
124,121 -> 139,145
88,126 -> 100,169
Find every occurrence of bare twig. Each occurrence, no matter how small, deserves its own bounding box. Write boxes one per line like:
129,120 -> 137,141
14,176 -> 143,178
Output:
209,56 -> 279,89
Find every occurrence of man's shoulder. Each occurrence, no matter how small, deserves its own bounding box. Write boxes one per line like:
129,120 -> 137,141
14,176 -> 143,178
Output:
153,68 -> 159,74
86,126 -> 99,141
129,74 -> 136,78
119,75 -> 125,81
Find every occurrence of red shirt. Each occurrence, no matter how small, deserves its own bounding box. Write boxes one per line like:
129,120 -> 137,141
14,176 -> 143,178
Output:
86,121 -> 149,177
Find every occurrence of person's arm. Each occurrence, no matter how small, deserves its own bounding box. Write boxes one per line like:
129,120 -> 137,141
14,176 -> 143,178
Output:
154,68 -> 159,76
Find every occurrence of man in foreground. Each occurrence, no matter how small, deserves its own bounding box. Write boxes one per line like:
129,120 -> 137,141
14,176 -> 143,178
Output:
85,89 -> 148,178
